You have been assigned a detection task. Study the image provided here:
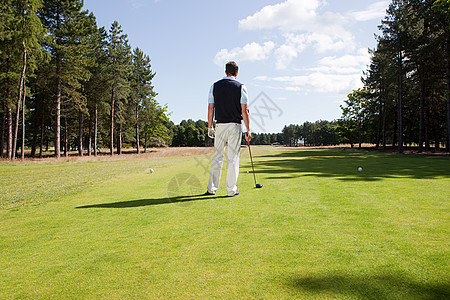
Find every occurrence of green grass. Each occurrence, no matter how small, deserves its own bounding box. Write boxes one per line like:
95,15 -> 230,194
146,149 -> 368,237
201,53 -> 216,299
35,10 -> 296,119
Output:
1,147 -> 449,299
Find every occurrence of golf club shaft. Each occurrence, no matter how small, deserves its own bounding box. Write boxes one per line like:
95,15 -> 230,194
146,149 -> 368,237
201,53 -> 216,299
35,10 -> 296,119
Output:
247,140 -> 257,186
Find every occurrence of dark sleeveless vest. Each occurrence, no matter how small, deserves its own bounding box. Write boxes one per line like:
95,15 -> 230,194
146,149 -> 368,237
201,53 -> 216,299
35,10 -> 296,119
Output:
213,78 -> 243,124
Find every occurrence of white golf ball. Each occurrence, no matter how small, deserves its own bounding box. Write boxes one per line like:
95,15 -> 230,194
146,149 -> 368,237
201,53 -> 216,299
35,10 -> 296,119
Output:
150,168 -> 154,173
247,171 -> 249,173
358,167 -> 362,172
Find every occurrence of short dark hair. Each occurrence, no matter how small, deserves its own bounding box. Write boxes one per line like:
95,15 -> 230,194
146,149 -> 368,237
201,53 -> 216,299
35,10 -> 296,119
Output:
225,61 -> 239,76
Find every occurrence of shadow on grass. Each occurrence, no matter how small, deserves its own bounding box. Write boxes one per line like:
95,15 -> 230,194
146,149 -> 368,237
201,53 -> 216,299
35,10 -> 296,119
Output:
288,273 -> 449,299
248,149 -> 450,181
76,193 -> 228,209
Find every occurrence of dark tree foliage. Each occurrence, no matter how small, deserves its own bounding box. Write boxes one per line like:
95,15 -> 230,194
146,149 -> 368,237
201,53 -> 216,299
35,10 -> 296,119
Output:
342,0 -> 450,152
0,1 -> 170,159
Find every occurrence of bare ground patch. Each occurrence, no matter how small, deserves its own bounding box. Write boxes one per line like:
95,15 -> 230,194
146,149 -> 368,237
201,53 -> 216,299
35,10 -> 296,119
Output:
0,147 -> 215,163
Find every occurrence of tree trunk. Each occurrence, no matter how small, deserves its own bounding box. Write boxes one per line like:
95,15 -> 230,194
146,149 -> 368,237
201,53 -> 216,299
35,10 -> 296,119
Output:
94,103 -> 98,156
64,117 -> 68,157
397,48 -> 403,153
5,57 -> 12,160
144,132 -> 147,153
393,116 -> 397,148
0,107 -> 4,157
21,76 -> 26,160
435,119 -> 440,150
13,48 -> 27,160
12,96 -> 21,160
376,99 -> 382,150
358,120 -> 362,149
110,89 -> 115,155
446,33 -> 450,152
425,111 -> 430,151
136,103 -> 140,154
7,107 -> 12,160
418,66 -> 425,153
55,59 -> 61,158
39,117 -> 44,158
88,113 -> 92,156
31,113 -> 37,158
382,103 -> 386,151
55,5 -> 62,158
117,123 -> 122,155
78,110 -> 83,156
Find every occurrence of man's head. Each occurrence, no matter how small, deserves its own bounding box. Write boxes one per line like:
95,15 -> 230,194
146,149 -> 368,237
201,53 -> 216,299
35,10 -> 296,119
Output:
225,61 -> 239,77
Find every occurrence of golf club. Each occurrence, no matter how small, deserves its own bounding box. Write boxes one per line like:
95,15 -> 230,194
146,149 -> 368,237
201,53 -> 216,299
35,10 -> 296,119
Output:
247,139 -> 263,188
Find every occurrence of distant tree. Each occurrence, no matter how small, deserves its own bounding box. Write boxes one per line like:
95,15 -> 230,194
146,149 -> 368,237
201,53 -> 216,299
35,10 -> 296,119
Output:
336,119 -> 358,147
170,119 -> 208,147
282,124 -> 300,146
340,89 -> 374,148
141,100 -> 171,149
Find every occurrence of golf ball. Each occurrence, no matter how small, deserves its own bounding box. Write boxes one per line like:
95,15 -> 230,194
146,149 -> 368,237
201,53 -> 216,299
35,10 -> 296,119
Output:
358,167 -> 362,172
150,168 -> 154,173
247,171 -> 249,173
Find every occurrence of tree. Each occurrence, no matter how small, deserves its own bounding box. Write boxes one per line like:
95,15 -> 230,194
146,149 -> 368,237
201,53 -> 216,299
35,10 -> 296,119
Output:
341,89 -> 374,148
0,0 -> 44,160
433,0 -> 450,151
0,0 -> 19,159
130,47 -> 155,153
105,21 -> 131,155
379,0 -> 411,152
40,0 -> 96,157
85,27 -> 108,156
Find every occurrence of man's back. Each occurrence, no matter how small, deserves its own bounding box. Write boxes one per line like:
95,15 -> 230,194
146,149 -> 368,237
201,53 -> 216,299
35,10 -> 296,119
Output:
213,78 -> 243,124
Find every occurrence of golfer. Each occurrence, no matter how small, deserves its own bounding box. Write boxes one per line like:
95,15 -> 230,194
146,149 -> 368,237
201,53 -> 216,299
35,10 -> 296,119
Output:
206,61 -> 251,197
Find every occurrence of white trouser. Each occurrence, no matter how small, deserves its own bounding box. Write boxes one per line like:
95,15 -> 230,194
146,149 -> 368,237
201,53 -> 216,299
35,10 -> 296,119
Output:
207,123 -> 242,196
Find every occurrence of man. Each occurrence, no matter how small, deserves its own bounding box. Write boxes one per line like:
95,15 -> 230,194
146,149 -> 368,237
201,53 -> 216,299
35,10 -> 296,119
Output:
206,61 -> 251,197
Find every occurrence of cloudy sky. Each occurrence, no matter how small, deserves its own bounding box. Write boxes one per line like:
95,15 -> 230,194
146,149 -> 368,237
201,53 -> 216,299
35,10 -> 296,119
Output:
84,0 -> 389,133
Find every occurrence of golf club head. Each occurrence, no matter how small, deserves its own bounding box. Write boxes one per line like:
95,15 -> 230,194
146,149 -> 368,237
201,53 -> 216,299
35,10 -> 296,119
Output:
256,183 -> 263,188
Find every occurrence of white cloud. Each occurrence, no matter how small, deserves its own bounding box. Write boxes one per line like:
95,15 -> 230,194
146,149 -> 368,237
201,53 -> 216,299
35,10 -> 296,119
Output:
238,0 -> 349,39
229,0 -> 356,69
274,34 -> 307,69
257,72 -> 363,94
350,1 -> 389,21
128,0 -> 145,9
238,0 -> 323,32
275,44 -> 300,70
214,1 -> 379,80
272,32 -> 355,69
305,32 -> 355,53
214,41 -> 275,66
311,48 -> 370,73
256,49 -> 369,94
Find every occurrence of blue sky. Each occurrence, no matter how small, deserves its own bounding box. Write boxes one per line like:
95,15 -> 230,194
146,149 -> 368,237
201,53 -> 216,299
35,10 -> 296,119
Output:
83,0 -> 389,133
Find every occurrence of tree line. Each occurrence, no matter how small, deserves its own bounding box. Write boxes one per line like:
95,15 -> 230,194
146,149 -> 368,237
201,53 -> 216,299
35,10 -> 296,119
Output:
281,0 -> 449,152
341,0 -> 449,152
0,0 -> 171,160
3,0 -> 448,158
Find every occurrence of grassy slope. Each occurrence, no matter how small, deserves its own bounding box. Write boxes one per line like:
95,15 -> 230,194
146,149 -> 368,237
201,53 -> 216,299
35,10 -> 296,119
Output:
0,147 -> 449,299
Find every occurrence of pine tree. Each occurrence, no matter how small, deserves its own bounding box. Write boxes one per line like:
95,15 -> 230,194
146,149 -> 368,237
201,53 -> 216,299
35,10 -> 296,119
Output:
40,0 -> 96,158
85,27 -> 109,156
130,47 -> 156,153
105,21 -> 131,155
11,0 -> 44,160
0,0 -> 19,159
433,0 -> 450,151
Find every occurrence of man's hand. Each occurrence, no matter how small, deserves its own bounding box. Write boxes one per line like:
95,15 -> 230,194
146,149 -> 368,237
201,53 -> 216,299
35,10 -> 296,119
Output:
245,131 -> 252,143
208,127 -> 215,139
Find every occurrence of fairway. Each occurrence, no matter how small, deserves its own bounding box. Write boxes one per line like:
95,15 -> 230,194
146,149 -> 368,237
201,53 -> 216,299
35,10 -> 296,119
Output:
1,147 -> 449,299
